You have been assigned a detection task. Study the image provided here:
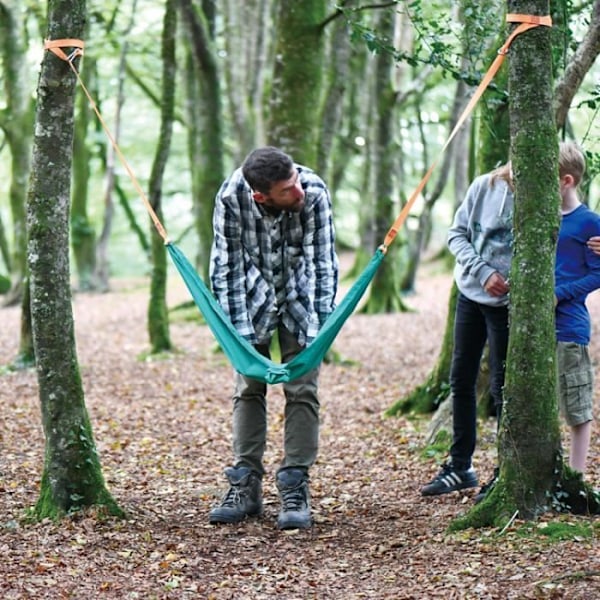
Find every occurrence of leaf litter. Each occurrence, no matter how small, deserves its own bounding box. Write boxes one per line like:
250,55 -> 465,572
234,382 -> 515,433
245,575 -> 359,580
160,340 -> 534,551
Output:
1,257 -> 600,598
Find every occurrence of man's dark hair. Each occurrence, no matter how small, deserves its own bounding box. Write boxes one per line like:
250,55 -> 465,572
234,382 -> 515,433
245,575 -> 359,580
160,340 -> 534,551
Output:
242,146 -> 295,194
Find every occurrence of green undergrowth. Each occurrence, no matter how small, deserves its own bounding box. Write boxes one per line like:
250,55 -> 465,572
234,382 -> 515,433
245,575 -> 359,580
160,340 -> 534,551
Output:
137,348 -> 184,362
169,300 -> 206,324
446,514 -> 598,545
514,518 -> 597,542
420,429 -> 452,459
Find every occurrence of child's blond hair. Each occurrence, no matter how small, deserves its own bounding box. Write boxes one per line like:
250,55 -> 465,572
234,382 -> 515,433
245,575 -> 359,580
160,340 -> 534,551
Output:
489,161 -> 513,190
559,141 -> 586,186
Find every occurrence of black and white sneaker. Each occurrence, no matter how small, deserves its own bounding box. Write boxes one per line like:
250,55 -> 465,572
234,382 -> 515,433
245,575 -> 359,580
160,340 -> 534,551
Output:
421,462 -> 478,496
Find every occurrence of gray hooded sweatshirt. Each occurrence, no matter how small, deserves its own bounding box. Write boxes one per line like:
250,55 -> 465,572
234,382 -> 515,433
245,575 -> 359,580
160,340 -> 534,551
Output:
447,173 -> 513,307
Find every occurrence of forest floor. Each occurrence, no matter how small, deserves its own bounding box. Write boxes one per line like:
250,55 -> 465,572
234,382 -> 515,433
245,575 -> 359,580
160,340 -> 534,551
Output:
2,254 -> 600,599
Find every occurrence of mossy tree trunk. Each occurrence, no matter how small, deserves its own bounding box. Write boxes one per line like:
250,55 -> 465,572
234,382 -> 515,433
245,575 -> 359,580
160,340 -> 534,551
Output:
267,0 -> 326,165
361,8 -> 408,314
453,0 -> 599,530
179,0 -> 225,281
0,1 -> 35,367
0,0 -> 33,308
71,48 -> 97,292
27,0 -> 121,520
148,0 -> 177,353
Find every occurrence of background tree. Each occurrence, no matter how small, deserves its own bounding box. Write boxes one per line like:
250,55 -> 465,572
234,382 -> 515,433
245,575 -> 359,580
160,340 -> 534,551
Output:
0,0 -> 34,307
0,1 -> 36,368
27,0 -> 121,519
267,0 -> 327,164
147,0 -> 177,354
179,0 -> 225,281
360,7 -> 409,313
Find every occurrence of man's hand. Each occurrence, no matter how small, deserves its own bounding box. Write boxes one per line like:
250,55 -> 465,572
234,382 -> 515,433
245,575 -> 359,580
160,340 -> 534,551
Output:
484,272 -> 509,297
587,236 -> 600,255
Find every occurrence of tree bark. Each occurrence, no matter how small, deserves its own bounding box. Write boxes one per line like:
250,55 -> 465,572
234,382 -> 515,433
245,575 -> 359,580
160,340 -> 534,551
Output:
0,0 -> 33,307
361,7 -> 408,314
179,0 -> 225,281
147,0 -> 177,353
28,0 -> 121,519
267,0 -> 326,165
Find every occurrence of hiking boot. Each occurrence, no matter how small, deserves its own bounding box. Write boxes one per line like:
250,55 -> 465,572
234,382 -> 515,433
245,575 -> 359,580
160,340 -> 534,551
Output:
421,462 -> 478,496
209,466 -> 262,524
474,467 -> 499,504
276,468 -> 311,530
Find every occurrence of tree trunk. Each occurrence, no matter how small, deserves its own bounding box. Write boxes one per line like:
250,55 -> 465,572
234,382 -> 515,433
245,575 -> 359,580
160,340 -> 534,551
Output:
0,1 -> 33,308
267,0 -> 326,165
28,0 -> 121,520
361,8 -> 408,314
222,0 -> 272,158
148,0 -> 177,353
316,3 -> 354,185
454,0 -> 599,530
71,50 -> 97,291
179,0 -> 225,281
500,1 -> 569,518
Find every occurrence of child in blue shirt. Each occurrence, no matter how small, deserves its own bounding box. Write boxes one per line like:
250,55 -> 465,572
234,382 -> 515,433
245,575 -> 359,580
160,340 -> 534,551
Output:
555,141 -> 600,476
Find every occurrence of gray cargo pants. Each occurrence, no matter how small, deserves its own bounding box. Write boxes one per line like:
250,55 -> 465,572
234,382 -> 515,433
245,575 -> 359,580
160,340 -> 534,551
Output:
231,325 -> 320,476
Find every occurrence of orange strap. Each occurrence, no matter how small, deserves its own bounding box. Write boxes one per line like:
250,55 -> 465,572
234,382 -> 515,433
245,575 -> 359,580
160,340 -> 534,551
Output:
44,38 -> 169,243
44,38 -> 84,62
381,13 -> 552,251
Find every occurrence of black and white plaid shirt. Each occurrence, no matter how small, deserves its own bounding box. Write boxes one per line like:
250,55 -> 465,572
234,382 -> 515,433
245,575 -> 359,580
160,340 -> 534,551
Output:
210,164 -> 338,346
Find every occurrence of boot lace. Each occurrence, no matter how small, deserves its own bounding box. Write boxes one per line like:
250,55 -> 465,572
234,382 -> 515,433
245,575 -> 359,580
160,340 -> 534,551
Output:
281,484 -> 307,511
220,484 -> 244,508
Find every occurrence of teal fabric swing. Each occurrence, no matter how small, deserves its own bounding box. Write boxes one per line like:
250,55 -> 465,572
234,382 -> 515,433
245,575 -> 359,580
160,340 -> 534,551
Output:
167,242 -> 384,384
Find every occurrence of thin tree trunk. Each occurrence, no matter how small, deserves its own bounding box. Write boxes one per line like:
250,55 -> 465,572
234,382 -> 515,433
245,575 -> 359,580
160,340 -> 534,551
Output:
361,8 -> 408,314
148,0 -> 177,353
0,1 -> 33,309
179,0 -> 225,281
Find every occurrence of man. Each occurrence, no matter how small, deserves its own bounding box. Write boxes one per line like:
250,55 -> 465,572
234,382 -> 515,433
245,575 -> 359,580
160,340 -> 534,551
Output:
208,146 -> 338,529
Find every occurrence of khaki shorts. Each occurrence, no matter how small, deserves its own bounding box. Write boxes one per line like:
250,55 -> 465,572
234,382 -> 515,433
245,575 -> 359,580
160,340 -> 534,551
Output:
557,341 -> 594,427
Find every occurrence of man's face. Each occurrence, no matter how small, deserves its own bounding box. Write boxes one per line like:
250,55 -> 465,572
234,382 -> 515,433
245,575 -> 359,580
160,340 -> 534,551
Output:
253,170 -> 305,212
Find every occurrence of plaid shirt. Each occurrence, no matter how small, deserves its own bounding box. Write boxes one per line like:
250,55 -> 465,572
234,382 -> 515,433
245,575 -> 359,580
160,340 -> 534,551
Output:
210,164 -> 338,346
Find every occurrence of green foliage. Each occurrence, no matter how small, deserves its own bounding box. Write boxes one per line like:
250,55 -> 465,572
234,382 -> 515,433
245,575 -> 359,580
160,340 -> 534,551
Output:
513,518 -> 595,543
385,379 -> 450,416
169,300 -> 206,324
342,0 -> 493,88
420,428 -> 451,459
0,273 -> 10,294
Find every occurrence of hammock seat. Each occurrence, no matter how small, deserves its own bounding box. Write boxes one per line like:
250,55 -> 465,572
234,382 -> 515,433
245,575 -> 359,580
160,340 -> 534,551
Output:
167,243 -> 384,384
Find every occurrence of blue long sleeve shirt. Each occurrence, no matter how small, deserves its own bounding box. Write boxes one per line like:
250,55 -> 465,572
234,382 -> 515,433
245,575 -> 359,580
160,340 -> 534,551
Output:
210,164 -> 339,346
555,204 -> 600,344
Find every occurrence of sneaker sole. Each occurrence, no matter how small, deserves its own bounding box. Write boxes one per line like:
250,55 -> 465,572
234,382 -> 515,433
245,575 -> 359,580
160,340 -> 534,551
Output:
421,480 -> 479,496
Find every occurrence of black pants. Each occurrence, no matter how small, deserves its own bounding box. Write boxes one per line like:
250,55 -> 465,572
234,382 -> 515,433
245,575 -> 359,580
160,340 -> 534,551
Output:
450,292 -> 509,470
